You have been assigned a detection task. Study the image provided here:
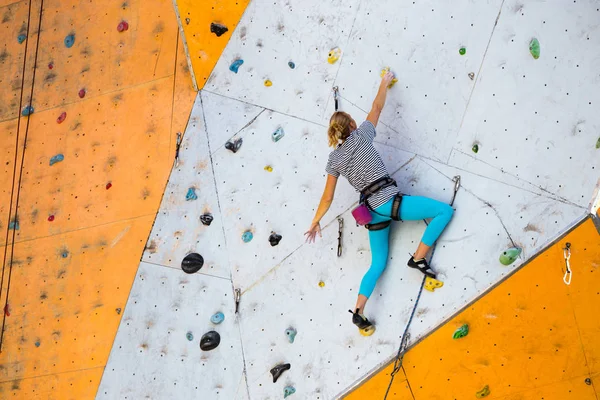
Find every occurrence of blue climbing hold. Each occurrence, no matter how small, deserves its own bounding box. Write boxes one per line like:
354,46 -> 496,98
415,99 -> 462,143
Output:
288,61 -> 295,69
64,34 -> 75,48
8,220 -> 19,230
186,332 -> 194,341
61,250 -> 69,258
272,127 -> 285,142
229,59 -> 244,73
22,105 -> 34,116
210,311 -> 224,324
49,154 -> 64,166
285,327 -> 297,343
35,341 -> 40,348
284,386 -> 296,398
242,230 -> 253,243
186,187 -> 198,201
17,34 -> 26,44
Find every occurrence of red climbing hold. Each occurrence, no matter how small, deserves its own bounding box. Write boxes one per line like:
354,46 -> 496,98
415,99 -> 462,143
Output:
57,112 -> 67,124
106,182 -> 112,190
117,21 -> 129,32
48,62 -> 54,69
3,304 -> 10,317
48,215 -> 55,222
78,89 -> 86,98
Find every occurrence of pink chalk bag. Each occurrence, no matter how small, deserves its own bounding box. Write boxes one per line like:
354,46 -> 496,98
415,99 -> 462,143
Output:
352,176 -> 401,226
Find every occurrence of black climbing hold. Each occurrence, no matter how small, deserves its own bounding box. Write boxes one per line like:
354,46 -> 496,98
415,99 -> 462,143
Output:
181,253 -> 204,274
210,22 -> 228,37
269,233 -> 282,246
200,331 -> 220,351
585,378 -> 592,385
270,363 -> 291,383
225,138 -> 243,153
200,214 -> 213,226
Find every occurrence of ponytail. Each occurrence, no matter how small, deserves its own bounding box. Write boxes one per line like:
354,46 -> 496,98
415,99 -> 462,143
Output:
327,111 -> 353,147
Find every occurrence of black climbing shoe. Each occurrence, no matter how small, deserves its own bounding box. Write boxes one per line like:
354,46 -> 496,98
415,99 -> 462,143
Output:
349,309 -> 373,330
407,256 -> 436,279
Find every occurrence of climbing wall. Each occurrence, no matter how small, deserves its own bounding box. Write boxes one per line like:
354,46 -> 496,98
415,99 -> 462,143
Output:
0,0 -> 196,398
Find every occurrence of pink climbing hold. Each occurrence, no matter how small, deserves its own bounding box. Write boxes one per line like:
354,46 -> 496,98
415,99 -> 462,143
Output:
48,215 -> 55,222
117,21 -> 129,32
106,182 -> 112,190
48,62 -> 54,69
57,112 -> 67,124
78,89 -> 86,98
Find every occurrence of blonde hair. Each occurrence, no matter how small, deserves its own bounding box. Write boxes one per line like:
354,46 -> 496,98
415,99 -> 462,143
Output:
328,111 -> 353,147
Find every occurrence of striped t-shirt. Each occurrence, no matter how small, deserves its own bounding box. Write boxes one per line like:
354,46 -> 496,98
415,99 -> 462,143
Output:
325,120 -> 398,209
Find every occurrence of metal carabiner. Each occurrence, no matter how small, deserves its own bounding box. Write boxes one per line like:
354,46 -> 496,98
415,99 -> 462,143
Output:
563,242 -> 572,285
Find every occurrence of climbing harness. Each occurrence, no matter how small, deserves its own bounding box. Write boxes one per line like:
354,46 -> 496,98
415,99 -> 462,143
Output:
333,86 -> 340,111
174,132 -> 182,167
384,175 -> 461,400
337,218 -> 344,257
563,242 -> 572,285
353,176 -> 402,229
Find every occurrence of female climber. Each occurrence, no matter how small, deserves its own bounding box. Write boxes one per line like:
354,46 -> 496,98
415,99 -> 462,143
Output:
305,71 -> 455,335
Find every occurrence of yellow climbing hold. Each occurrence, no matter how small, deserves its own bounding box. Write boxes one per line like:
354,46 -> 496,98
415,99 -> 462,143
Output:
424,276 -> 444,292
328,47 -> 341,64
264,165 -> 273,172
359,325 -> 376,337
380,67 -> 398,88
264,79 -> 272,87
318,281 -> 325,288
476,385 -> 491,398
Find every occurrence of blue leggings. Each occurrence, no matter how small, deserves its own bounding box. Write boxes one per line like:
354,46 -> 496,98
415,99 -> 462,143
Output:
358,195 -> 454,298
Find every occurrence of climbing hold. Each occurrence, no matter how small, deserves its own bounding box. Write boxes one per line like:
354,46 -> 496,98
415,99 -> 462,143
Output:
529,38 -> 540,59
472,143 -> 479,153
35,341 -> 40,348
242,231 -> 253,243
78,88 -> 86,99
264,165 -> 273,172
48,63 -> 54,69
452,324 -> 469,339
186,332 -> 194,341
8,219 -> 19,230
50,154 -> 64,166
3,304 -> 10,317
225,138 -> 243,153
459,46 -> 466,55
468,72 -> 475,80
596,137 -> 600,149
117,21 -> 129,32
288,61 -> 295,69
200,331 -> 221,351
21,105 -> 34,116
585,378 -> 592,385
210,22 -> 228,37
200,213 -> 213,226
64,34 -> 75,48
318,281 -> 325,288
270,363 -> 291,383
269,233 -> 282,246
185,18 -> 190,25
424,276 -> 444,292
57,112 -> 67,124
499,247 -> 522,266
285,327 -> 297,343
181,253 -> 204,274
476,385 -> 490,398
211,312 -> 225,325
380,67 -> 398,88
272,127 -> 285,142
106,182 -> 112,190
284,386 -> 296,398
264,79 -> 273,87
186,187 -> 198,201
48,215 -> 55,222
61,250 -> 69,258
328,47 -> 341,64
17,34 -> 26,44
115,308 -> 121,315
229,59 -> 244,73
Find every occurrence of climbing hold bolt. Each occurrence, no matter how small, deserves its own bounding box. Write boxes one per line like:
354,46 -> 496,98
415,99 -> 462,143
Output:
200,331 -> 221,351
106,182 -> 112,190
264,79 -> 273,87
468,72 -> 475,80
186,332 -> 194,341
64,34 -> 75,48
288,61 -> 295,69
186,187 -> 198,201
585,378 -> 592,385
269,233 -> 282,246
472,143 -> 479,153
285,327 -> 297,343
181,253 -> 204,274
229,59 -> 244,73
117,21 -> 129,32
476,385 -> 490,398
211,312 -> 225,325
452,324 -> 469,339
78,88 -> 86,99
50,154 -> 64,166
459,46 -> 466,56
264,165 -> 273,172
596,137 -> 600,149
9,219 -> 19,230
57,112 -> 67,124
529,38 -> 540,59
22,105 -> 34,116
328,47 -> 341,64
499,247 -> 522,266
17,34 -> 26,44
272,127 -> 285,142
210,22 -> 228,37
225,138 -> 243,153
284,386 -> 296,398
200,213 -> 213,226
380,67 -> 398,88
270,363 -> 291,383
318,281 -> 325,288
48,215 -> 55,222
242,230 -> 253,243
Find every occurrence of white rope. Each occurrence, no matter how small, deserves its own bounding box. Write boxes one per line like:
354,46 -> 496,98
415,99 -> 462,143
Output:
563,243 -> 572,285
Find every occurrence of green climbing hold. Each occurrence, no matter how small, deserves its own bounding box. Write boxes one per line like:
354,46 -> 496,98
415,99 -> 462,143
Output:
499,247 -> 522,265
476,385 -> 490,398
284,386 -> 296,398
453,324 -> 469,339
17,34 -> 26,44
472,143 -> 479,153
22,105 -> 34,116
459,47 -> 466,56
596,137 -> 600,149
529,38 -> 540,59
242,230 -> 253,243
9,219 -> 19,230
